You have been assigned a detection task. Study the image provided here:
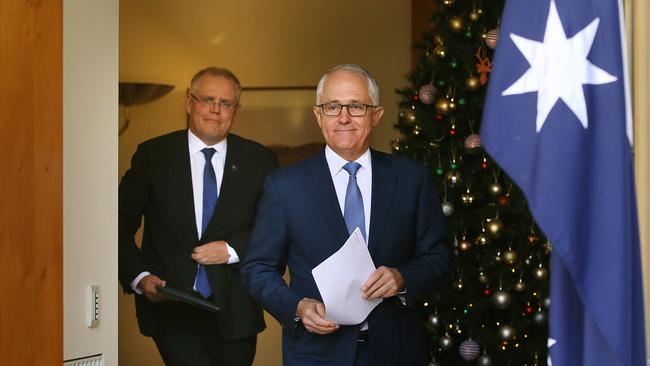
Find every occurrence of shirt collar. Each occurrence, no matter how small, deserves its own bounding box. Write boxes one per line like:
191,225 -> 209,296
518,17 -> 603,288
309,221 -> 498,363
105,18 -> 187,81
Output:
324,145 -> 371,178
188,129 -> 227,157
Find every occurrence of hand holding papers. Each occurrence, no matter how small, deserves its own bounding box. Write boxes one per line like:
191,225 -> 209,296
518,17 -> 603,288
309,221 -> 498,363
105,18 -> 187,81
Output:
311,228 -> 382,325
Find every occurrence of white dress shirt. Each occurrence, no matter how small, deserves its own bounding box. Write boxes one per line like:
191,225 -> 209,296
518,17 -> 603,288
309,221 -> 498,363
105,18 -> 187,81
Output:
130,130 -> 239,293
325,146 -> 372,242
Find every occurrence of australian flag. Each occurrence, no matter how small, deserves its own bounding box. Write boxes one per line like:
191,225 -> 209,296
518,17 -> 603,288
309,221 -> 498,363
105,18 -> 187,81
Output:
481,0 -> 646,365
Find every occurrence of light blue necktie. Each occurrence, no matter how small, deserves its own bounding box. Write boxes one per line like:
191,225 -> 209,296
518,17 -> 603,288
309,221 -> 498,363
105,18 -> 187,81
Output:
195,147 -> 217,298
343,162 -> 366,241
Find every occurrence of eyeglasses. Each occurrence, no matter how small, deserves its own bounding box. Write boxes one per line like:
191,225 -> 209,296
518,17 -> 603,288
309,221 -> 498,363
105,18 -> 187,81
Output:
317,102 -> 378,117
189,93 -> 238,111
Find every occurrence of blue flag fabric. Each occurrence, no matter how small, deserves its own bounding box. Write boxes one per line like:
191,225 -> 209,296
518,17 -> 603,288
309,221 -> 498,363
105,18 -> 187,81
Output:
481,0 -> 646,365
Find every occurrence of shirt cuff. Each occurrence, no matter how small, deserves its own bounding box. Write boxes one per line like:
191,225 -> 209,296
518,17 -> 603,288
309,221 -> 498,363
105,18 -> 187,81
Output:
131,271 -> 151,294
225,243 -> 240,264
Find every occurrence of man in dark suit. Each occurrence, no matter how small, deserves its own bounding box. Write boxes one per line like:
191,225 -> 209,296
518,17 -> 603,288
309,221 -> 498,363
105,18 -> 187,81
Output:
241,64 -> 452,366
119,67 -> 277,366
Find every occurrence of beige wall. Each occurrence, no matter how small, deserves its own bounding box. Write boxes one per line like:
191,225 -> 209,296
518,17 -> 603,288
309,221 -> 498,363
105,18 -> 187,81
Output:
64,0 -> 119,364
629,0 -> 650,358
118,1 -> 411,365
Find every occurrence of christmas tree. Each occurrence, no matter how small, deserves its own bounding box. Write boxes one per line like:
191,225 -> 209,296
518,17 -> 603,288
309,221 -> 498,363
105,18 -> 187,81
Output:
393,1 -> 551,365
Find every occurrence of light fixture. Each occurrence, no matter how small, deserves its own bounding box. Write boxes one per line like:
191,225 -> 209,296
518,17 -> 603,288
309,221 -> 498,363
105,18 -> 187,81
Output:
119,82 -> 174,135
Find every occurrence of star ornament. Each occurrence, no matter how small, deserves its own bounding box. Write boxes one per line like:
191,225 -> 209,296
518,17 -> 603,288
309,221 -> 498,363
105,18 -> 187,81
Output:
502,0 -> 617,132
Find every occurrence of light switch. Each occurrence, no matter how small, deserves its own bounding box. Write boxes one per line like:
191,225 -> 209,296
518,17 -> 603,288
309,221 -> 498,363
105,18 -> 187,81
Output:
86,285 -> 100,328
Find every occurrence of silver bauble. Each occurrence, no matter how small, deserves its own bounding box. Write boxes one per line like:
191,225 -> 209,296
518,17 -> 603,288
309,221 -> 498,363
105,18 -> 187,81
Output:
477,354 -> 493,366
441,201 -> 454,217
439,335 -> 454,350
497,324 -> 516,341
492,290 -> 512,309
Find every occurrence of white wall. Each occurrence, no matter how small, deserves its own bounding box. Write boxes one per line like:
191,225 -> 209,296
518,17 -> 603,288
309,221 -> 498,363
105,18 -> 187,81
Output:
63,0 -> 119,364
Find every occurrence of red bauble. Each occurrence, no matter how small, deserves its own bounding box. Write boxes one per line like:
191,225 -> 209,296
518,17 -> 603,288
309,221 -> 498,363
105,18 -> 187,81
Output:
436,114 -> 445,122
498,195 -> 509,205
481,162 -> 488,169
483,288 -> 492,296
526,306 -> 534,314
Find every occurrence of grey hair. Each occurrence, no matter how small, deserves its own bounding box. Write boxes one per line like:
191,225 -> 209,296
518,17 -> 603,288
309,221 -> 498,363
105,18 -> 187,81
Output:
316,64 -> 379,105
189,66 -> 242,102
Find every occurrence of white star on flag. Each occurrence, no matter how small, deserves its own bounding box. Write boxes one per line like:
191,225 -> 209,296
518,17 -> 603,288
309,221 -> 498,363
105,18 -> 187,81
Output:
502,0 -> 617,132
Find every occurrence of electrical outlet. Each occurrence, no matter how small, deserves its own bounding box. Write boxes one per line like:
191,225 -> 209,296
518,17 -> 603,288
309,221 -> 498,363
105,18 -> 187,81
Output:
86,285 -> 100,328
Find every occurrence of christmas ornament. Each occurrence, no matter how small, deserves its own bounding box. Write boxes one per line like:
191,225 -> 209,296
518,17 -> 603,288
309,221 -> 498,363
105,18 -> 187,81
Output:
434,45 -> 447,58
514,279 -> 526,292
485,218 -> 503,239
475,47 -> 493,85
534,266 -> 549,281
469,9 -> 481,22
455,278 -> 464,290
492,290 -> 512,309
488,182 -> 502,197
498,194 -> 509,205
401,107 -> 416,124
464,133 -> 482,150
478,271 -> 488,284
483,288 -> 492,296
441,201 -> 453,216
439,335 -> 454,350
527,232 -> 540,245
465,75 -> 481,91
418,83 -> 436,105
442,0 -> 454,7
459,339 -> 480,360
475,232 -> 490,246
503,248 -> 518,265
533,311 -> 547,326
412,125 -> 421,136
477,354 -> 493,366
458,237 -> 472,252
435,98 -> 450,114
445,171 -> 461,187
449,58 -> 459,69
461,190 -> 475,206
449,16 -> 465,33
427,313 -> 441,329
435,166 -> 444,176
497,324 -> 516,341
542,297 -> 551,309
457,97 -> 466,106
485,29 -> 499,49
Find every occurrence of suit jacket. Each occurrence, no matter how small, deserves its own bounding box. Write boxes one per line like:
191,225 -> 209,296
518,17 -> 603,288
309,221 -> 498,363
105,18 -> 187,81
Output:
241,149 -> 452,366
119,129 -> 278,340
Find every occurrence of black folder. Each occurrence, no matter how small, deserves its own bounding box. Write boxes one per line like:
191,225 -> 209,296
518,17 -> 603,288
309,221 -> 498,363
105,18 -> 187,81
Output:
158,286 -> 221,313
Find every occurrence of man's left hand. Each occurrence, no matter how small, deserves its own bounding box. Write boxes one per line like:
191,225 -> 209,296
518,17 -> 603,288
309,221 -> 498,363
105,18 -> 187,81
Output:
361,266 -> 404,300
191,240 -> 230,265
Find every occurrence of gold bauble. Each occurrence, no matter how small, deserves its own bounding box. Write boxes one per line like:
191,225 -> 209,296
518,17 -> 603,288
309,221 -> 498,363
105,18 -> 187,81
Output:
475,233 -> 490,246
469,10 -> 481,22
448,100 -> 457,111
402,108 -> 416,124
435,98 -> 450,114
445,171 -> 462,187
442,0 -> 454,6
461,192 -> 475,206
503,249 -> 518,265
514,280 -> 527,292
489,182 -> 503,197
448,16 -> 465,33
486,218 -> 504,239
458,238 -> 472,252
465,76 -> 480,91
534,266 -> 549,281
434,45 -> 447,58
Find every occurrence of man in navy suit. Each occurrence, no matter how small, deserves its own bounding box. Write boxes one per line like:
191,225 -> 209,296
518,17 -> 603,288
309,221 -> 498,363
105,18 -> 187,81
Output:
119,67 -> 277,365
241,64 -> 452,366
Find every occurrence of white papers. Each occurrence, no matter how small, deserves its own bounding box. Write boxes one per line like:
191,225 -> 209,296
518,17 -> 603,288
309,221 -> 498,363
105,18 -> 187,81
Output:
311,228 -> 382,325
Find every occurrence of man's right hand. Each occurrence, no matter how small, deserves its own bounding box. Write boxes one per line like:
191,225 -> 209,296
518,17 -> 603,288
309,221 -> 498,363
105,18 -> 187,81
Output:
137,274 -> 167,302
296,298 -> 339,335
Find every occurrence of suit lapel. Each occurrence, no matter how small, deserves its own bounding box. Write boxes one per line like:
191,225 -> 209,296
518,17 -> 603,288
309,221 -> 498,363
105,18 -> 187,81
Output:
170,131 -> 199,245
303,150 -> 349,248
368,150 -> 397,257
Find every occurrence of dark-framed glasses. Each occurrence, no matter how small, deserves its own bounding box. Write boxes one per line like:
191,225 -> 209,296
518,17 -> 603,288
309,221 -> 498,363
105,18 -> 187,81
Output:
317,102 -> 378,117
189,93 -> 237,111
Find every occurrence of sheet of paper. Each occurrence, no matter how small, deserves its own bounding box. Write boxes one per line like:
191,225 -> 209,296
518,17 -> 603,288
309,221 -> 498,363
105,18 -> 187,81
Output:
311,228 -> 382,325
